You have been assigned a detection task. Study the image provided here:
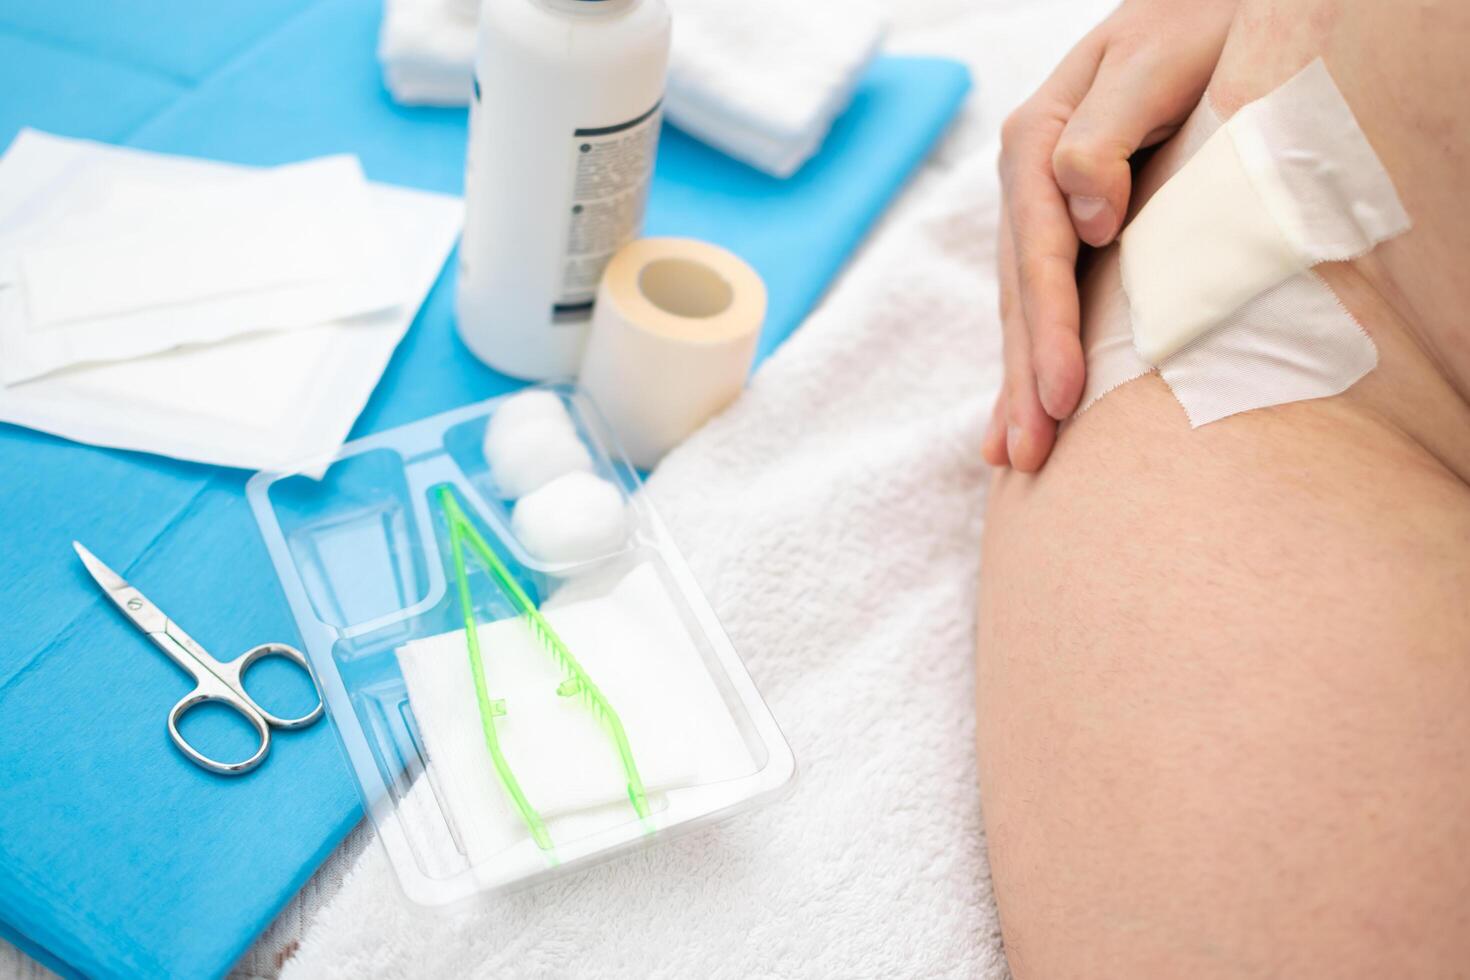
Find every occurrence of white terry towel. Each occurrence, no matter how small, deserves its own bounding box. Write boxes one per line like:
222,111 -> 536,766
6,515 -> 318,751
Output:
377,0 -> 887,177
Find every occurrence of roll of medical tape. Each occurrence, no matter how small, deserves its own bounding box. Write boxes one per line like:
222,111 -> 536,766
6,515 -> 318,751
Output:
577,237 -> 766,469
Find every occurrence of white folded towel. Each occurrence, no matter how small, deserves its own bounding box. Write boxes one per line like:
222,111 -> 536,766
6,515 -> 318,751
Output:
377,0 -> 887,177
661,0 -> 886,177
378,0 -> 478,107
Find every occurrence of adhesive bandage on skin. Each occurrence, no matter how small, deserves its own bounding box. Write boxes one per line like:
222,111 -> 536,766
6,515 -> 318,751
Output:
1078,59 -> 1410,426
1123,59 -> 1409,366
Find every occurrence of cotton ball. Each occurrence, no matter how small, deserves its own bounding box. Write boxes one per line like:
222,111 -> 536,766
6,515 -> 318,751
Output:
488,389 -> 571,436
484,407 -> 593,498
511,471 -> 629,565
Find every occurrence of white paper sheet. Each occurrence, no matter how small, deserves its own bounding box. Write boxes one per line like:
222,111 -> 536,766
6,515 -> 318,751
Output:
0,131 -> 463,471
0,139 -> 406,383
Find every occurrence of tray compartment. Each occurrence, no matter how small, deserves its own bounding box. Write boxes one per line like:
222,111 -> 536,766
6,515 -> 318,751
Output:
267,448 -> 430,631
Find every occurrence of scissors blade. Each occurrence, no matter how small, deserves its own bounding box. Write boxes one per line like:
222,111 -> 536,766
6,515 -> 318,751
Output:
73,540 -> 170,635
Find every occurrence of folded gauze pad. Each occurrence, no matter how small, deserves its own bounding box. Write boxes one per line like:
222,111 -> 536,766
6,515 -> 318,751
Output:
484,390 -> 593,498
394,562 -> 754,865
1121,59 -> 1410,365
511,471 -> 628,564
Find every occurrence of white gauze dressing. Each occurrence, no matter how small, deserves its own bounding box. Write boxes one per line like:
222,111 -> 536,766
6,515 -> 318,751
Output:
1078,59 -> 1410,426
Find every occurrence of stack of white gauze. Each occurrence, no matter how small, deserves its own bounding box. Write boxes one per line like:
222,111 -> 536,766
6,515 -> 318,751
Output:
377,0 -> 886,178
395,561 -> 755,865
1079,60 -> 1410,425
0,130 -> 463,470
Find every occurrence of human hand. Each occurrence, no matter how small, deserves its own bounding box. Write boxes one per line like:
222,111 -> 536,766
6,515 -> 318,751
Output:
982,0 -> 1239,471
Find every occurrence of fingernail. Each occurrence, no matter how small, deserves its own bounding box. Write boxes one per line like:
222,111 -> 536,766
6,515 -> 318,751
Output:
1037,373 -> 1058,418
1068,195 -> 1107,221
1068,195 -> 1116,245
983,411 -> 1004,453
1006,424 -> 1025,463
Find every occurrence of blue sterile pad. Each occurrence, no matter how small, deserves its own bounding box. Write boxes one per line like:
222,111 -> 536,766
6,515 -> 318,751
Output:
0,1 -> 970,976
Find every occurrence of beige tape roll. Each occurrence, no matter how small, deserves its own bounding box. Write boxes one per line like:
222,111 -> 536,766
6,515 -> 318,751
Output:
578,237 -> 766,469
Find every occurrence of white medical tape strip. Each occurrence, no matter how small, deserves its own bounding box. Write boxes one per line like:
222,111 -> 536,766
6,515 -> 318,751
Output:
1078,61 -> 1395,427
1228,60 -> 1410,264
1121,59 -> 1409,366
1156,272 -> 1377,426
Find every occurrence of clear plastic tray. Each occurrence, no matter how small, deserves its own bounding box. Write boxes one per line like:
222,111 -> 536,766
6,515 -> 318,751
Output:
246,384 -> 795,906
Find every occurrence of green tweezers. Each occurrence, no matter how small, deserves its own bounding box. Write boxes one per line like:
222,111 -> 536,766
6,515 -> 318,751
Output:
436,485 -> 650,852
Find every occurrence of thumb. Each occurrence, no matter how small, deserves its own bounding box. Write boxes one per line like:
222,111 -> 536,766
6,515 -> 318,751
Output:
1051,49 -> 1194,247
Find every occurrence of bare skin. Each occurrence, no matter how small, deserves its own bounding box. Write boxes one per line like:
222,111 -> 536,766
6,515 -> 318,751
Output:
977,2 -> 1470,976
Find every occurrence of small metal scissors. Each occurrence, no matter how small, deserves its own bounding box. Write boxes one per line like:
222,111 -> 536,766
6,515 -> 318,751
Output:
73,541 -> 324,775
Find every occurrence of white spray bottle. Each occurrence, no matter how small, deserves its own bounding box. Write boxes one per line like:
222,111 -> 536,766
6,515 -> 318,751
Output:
457,0 -> 672,380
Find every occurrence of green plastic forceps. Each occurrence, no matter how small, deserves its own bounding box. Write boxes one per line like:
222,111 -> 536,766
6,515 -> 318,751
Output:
435,485 -> 649,851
